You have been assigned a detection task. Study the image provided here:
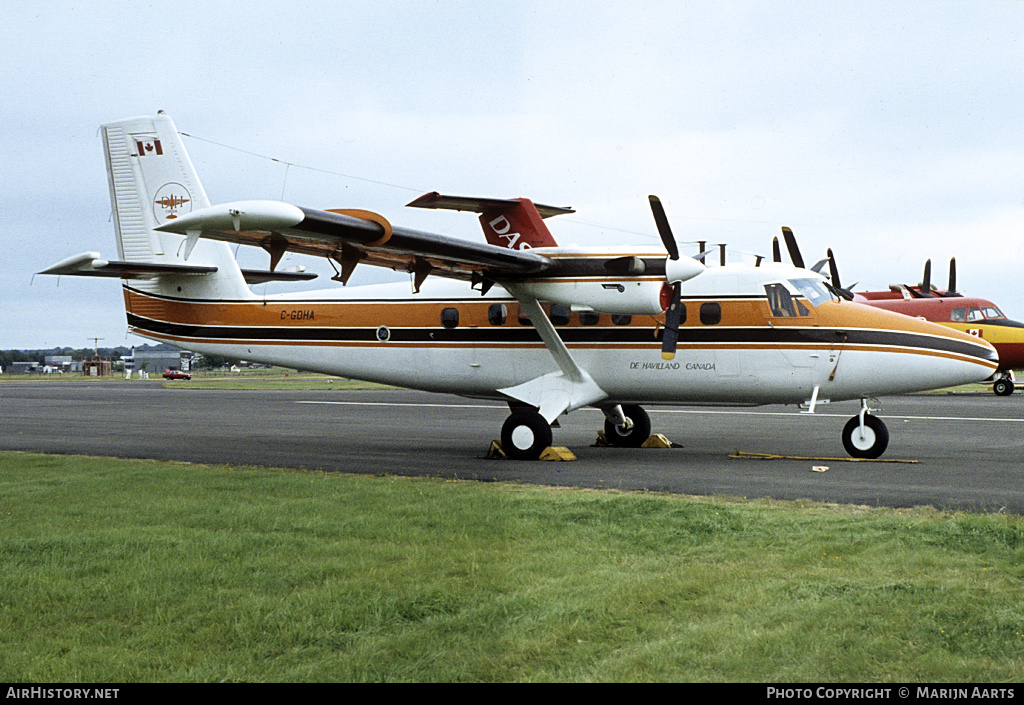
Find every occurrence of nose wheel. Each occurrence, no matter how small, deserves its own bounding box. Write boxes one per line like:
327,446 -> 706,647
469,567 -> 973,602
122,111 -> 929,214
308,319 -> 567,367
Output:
602,404 -> 652,447
993,376 -> 1014,396
841,412 -> 889,459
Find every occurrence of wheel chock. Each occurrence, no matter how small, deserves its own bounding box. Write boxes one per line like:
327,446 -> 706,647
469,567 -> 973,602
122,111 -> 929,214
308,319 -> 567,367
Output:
486,441 -> 507,459
641,433 -> 681,448
593,431 -> 681,448
486,441 -> 575,461
539,446 -> 577,461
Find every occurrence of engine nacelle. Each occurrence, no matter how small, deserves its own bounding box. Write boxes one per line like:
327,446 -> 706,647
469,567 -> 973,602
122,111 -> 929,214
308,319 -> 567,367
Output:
510,279 -> 666,316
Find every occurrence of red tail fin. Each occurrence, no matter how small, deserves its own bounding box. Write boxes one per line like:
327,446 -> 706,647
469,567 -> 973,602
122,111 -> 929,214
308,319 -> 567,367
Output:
407,192 -> 572,250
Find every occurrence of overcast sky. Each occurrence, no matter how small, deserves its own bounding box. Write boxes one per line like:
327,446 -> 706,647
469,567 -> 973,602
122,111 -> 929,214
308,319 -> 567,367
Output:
3,0 -> 1022,351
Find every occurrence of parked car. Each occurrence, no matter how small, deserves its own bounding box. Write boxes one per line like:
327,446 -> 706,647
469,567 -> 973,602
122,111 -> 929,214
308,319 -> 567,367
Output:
162,370 -> 192,380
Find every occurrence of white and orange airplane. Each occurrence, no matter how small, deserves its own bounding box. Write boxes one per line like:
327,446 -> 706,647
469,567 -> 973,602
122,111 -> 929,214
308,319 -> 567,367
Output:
40,113 -> 998,460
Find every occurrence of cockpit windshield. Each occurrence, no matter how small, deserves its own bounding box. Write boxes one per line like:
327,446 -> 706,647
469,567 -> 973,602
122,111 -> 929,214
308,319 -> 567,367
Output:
789,278 -> 831,308
952,305 -> 1006,322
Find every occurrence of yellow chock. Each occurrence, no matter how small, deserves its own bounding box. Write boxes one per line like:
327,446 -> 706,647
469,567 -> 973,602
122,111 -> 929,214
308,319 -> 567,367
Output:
486,441 -> 507,459
641,433 -> 679,448
593,431 -> 610,447
539,446 -> 577,461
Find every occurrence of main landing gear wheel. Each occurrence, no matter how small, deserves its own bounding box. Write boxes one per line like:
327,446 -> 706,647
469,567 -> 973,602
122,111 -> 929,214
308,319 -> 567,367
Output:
993,378 -> 1014,397
841,414 -> 889,459
603,405 -> 652,448
501,411 -> 553,461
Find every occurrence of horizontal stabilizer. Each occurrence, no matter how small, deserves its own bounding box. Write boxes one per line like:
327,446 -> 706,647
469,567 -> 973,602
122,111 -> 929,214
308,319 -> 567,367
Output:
38,252 -> 217,279
407,192 -> 575,219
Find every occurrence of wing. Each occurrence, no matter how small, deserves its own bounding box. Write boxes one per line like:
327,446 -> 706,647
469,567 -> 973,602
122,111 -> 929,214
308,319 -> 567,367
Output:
153,200 -> 554,289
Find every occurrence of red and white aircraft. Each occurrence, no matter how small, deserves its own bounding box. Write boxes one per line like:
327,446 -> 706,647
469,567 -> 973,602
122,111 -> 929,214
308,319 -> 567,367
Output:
40,113 -> 998,460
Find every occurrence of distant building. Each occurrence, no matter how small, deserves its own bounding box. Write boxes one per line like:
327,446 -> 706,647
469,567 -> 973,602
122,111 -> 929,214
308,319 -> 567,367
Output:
128,348 -> 194,373
44,355 -> 73,374
10,362 -> 40,374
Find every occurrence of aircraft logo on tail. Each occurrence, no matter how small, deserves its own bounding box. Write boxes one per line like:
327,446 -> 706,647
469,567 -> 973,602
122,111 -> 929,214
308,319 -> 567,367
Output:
153,184 -> 191,222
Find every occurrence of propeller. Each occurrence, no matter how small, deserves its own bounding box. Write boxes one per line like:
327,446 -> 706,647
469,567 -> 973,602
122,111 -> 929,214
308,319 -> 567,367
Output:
907,257 -> 961,298
909,259 -> 936,298
777,225 -> 856,301
824,249 -> 855,301
648,195 -> 705,360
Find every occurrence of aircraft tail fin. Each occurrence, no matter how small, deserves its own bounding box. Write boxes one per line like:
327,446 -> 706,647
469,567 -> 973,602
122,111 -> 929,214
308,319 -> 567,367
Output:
406,192 -> 572,249
97,112 -> 250,299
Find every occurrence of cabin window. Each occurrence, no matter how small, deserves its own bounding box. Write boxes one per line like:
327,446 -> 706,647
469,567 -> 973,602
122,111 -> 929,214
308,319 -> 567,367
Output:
611,314 -> 632,326
982,306 -> 1005,320
699,302 -> 722,325
488,303 -> 508,325
967,307 -> 984,322
441,307 -> 459,329
549,304 -> 571,326
675,303 -> 688,326
579,311 -> 600,326
951,307 -> 966,322
518,306 -> 532,326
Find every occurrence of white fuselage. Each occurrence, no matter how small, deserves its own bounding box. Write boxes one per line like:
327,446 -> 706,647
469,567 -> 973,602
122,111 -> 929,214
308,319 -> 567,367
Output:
123,261 -> 999,409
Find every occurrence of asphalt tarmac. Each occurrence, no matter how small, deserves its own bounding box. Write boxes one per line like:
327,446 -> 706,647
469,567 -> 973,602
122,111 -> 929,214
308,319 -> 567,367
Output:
2,380 -> 1022,513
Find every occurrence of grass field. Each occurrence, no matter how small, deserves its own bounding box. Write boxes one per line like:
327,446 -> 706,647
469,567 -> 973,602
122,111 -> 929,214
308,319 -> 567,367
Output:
1,451 -> 1022,683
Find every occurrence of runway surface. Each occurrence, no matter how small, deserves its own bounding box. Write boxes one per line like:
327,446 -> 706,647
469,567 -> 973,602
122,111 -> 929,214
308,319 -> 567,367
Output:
2,381 -> 1022,512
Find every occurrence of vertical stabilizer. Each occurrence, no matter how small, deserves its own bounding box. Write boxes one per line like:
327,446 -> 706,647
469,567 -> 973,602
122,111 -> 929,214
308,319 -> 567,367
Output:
100,113 -> 250,298
476,198 -> 560,250
406,192 -> 572,249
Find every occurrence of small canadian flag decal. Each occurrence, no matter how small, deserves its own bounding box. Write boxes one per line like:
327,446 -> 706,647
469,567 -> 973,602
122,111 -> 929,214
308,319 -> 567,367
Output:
135,139 -> 163,157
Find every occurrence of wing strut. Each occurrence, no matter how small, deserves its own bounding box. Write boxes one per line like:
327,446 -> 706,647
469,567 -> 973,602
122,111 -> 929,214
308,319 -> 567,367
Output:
498,284 -> 607,423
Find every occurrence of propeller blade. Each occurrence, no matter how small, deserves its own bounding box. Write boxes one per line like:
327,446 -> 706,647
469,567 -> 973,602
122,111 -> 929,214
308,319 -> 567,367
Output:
826,248 -> 855,301
661,281 -> 682,360
827,248 -> 841,289
781,227 -> 804,268
947,257 -> 957,296
648,195 -> 678,260
772,237 -> 782,263
920,259 -> 934,297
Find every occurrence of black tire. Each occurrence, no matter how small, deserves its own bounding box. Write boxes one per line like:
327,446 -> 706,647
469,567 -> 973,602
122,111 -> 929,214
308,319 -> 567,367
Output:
603,405 -> 652,447
841,414 -> 889,459
993,378 -> 1014,397
501,411 -> 553,461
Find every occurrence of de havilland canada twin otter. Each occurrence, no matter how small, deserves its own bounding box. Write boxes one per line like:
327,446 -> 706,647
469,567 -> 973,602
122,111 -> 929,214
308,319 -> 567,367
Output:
41,113 -> 999,460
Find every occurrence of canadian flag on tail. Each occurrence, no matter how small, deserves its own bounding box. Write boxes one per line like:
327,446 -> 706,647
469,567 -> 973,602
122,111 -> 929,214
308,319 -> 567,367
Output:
135,138 -> 163,157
